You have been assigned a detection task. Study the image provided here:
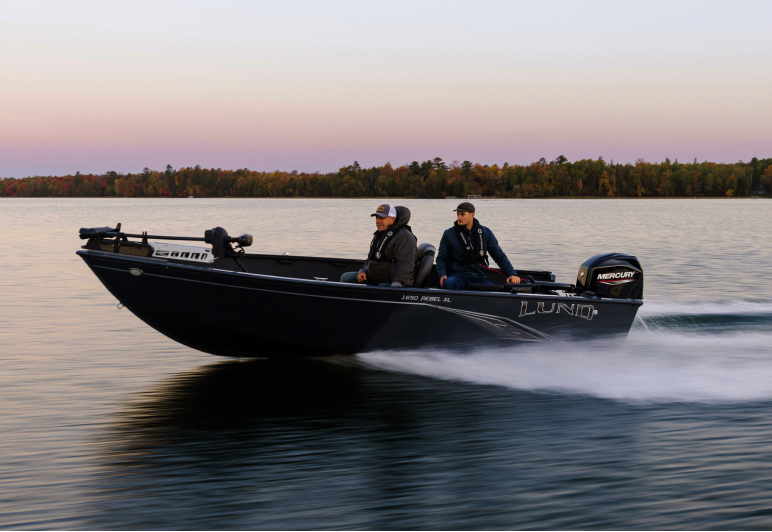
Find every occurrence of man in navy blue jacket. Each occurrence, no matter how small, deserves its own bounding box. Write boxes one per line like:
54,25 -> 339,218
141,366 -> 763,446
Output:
436,202 -> 521,290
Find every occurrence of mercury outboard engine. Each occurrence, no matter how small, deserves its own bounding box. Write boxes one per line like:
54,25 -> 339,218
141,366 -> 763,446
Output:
576,253 -> 643,299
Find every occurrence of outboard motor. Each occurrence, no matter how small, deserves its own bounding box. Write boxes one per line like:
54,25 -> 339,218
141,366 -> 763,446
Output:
576,253 -> 643,299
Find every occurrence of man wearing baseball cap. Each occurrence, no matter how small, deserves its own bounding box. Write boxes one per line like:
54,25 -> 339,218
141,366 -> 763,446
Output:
340,203 -> 417,287
436,202 -> 521,290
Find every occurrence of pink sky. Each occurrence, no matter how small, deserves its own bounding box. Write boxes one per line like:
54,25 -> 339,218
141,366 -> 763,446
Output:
2,0 -> 770,177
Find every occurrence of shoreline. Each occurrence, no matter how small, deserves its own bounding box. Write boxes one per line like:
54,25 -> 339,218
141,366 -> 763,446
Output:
1,196 -> 767,200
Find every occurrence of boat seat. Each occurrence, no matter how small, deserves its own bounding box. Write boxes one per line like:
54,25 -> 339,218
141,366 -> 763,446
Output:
414,243 -> 436,288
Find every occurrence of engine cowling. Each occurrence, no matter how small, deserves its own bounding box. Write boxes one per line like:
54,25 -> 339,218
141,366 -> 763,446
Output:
576,252 -> 643,299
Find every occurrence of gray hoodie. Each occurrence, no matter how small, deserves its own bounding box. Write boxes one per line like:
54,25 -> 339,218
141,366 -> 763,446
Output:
359,206 -> 418,287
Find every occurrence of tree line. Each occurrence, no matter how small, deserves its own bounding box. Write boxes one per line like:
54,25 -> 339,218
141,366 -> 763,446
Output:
2,156 -> 771,198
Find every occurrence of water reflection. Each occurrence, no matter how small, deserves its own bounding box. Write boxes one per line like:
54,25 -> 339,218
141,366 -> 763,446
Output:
114,357 -> 368,430
88,358 -> 475,529
89,358 -> 567,529
82,357 -> 772,530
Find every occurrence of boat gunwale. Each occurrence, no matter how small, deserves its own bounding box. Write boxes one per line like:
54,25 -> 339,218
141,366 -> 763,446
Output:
76,249 -> 643,306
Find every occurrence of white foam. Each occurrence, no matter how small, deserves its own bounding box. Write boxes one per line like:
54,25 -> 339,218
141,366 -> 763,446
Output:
639,299 -> 772,317
358,329 -> 772,404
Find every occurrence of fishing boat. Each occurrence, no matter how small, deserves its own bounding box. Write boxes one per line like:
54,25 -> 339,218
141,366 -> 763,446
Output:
77,221 -> 644,358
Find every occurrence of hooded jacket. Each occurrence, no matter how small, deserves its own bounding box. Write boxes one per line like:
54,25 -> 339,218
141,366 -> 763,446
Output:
359,206 -> 418,287
435,220 -> 517,281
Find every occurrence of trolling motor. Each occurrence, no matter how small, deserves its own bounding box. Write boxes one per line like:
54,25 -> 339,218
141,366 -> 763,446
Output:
79,224 -> 253,264
204,227 -> 253,259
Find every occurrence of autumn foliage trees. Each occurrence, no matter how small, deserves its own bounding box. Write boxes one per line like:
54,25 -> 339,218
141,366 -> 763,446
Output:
2,157 -> 771,198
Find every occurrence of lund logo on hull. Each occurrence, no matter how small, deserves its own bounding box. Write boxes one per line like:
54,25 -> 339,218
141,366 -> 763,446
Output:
518,301 -> 597,320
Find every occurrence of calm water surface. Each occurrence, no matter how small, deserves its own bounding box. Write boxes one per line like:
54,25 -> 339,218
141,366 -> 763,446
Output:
1,198 -> 772,529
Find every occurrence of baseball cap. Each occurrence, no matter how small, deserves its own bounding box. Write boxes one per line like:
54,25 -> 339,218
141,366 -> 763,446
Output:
453,202 -> 475,213
371,204 -> 397,218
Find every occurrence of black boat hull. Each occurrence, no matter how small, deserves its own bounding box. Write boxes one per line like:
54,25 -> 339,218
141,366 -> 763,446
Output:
78,250 -> 643,358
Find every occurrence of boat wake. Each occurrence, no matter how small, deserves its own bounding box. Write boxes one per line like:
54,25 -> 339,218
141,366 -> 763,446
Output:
357,299 -> 772,404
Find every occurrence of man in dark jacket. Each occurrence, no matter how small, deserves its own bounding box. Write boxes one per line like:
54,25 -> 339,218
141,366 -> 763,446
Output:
340,204 -> 417,287
436,202 -> 521,290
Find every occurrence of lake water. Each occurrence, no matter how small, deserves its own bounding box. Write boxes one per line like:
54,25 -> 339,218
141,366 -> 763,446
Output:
1,197 -> 772,529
